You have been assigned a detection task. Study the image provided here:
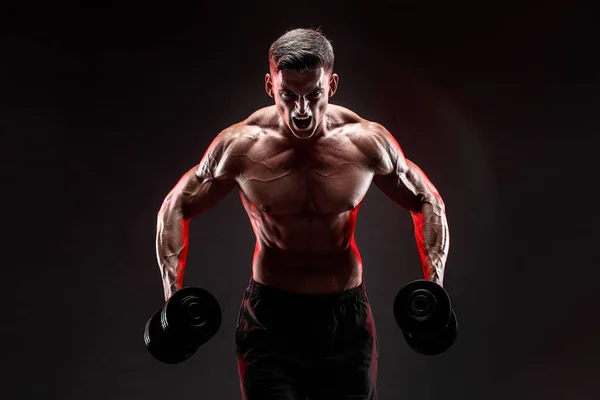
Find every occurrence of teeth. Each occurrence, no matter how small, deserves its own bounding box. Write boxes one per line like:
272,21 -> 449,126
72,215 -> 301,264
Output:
295,116 -> 310,120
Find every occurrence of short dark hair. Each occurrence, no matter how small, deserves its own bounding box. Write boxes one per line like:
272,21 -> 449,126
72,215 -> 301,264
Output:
269,27 -> 334,74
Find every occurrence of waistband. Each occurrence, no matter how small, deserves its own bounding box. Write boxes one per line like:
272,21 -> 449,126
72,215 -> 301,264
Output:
246,278 -> 368,305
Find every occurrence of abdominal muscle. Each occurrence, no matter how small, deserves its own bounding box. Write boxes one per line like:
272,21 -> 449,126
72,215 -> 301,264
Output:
249,210 -> 364,294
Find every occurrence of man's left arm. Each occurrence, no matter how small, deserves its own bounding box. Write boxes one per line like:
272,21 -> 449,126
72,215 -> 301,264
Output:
368,123 -> 450,286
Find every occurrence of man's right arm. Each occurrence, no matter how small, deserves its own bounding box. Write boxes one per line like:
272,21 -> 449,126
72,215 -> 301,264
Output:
156,128 -> 238,301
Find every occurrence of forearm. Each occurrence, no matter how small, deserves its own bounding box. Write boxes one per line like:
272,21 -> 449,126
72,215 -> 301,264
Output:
156,198 -> 190,301
410,200 -> 449,286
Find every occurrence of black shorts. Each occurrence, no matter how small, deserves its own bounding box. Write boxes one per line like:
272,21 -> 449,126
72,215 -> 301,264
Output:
236,279 -> 378,400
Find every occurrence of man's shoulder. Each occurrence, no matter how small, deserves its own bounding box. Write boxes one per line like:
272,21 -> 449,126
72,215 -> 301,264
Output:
327,104 -> 363,128
326,105 -> 388,145
211,106 -> 276,158
236,105 -> 278,134
232,105 -> 279,141
216,106 -> 273,138
327,104 -> 386,137
327,105 -> 399,170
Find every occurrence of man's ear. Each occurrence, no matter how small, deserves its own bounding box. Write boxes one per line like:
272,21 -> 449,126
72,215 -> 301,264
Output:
328,73 -> 339,97
265,73 -> 274,98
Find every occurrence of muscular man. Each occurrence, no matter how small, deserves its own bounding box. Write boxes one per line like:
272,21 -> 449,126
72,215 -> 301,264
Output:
156,28 -> 449,400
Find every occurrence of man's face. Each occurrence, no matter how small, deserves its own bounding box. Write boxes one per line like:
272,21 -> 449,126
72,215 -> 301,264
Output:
265,67 -> 338,139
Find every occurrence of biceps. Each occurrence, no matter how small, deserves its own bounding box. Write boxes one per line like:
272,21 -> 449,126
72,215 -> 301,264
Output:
374,159 -> 443,212
163,166 -> 235,218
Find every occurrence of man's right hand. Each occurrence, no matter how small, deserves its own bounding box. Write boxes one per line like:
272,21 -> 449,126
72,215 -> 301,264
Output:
163,284 -> 180,302
144,287 -> 223,364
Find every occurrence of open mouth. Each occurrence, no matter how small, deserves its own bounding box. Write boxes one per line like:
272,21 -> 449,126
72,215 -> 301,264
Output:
292,116 -> 312,130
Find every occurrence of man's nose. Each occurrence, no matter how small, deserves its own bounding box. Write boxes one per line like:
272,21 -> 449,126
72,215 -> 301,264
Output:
295,97 -> 309,115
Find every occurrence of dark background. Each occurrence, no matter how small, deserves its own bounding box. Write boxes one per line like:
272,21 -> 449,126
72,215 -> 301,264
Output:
2,1 -> 599,399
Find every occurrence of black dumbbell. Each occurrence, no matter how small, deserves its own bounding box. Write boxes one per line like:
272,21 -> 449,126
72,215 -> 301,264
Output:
393,279 -> 458,355
144,287 -> 222,364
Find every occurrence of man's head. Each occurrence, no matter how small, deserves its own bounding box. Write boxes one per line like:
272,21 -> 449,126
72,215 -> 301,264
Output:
265,28 -> 339,139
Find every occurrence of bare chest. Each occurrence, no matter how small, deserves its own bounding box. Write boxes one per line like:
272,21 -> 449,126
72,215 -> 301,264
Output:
236,136 -> 374,215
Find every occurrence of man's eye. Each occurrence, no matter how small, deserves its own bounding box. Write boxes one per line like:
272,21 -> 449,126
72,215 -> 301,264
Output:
310,91 -> 323,97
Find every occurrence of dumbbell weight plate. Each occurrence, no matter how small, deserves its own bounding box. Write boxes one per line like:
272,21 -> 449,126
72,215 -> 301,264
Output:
161,287 -> 222,347
402,309 -> 458,356
144,308 -> 201,364
393,279 -> 452,336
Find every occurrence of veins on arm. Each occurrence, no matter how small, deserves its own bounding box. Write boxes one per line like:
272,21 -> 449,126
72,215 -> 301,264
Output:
367,122 -> 449,283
